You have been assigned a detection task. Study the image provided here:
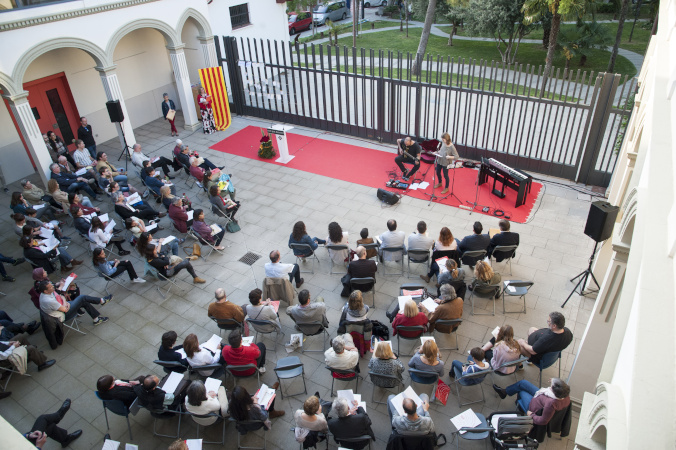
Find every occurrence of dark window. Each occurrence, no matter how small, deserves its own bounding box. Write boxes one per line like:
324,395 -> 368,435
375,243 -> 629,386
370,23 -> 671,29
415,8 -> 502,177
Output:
0,0 -> 77,13
31,107 -> 40,120
229,3 -> 250,29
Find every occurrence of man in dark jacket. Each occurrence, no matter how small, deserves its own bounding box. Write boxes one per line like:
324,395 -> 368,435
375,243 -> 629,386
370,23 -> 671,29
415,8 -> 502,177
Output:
487,219 -> 520,262
133,375 -> 185,412
50,163 -> 98,199
113,192 -> 164,221
97,374 -> 146,408
341,245 -> 377,297
77,116 -> 97,158
328,397 -> 375,450
458,221 -> 490,266
157,330 -> 188,373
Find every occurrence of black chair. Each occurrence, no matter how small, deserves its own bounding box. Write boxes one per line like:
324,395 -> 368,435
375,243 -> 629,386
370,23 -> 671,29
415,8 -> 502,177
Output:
295,321 -> 329,353
326,366 -> 361,397
360,242 -> 380,261
452,369 -> 492,407
274,356 -> 306,399
489,411 -> 537,449
395,325 -> 425,356
350,277 -> 376,307
230,417 -> 268,449
468,283 -> 501,316
386,430 -> 436,449
146,405 -> 182,439
490,356 -> 529,386
460,249 -> 487,267
381,246 -> 405,276
452,412 -> 491,449
430,319 -> 462,350
326,244 -> 349,274
501,280 -> 533,314
490,244 -> 518,275
225,363 -> 260,388
407,249 -> 430,278
246,318 -> 284,345
95,392 -> 133,440
333,433 -> 373,450
154,359 -> 188,374
189,362 -> 225,380
210,316 -> 244,337
368,371 -> 404,404
290,243 -> 320,274
187,411 -> 227,445
408,368 -> 440,402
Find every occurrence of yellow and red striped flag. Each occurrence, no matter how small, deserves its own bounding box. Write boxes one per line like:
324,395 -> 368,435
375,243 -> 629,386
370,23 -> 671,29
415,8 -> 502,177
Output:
198,67 -> 231,131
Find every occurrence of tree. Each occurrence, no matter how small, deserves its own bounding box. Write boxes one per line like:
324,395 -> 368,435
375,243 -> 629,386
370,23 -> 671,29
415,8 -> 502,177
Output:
607,0 -> 630,72
444,0 -> 468,46
464,0 -> 532,63
559,20 -> 613,70
412,0 -> 437,76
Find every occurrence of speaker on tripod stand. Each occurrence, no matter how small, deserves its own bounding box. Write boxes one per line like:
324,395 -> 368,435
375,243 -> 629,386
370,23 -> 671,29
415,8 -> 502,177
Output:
562,201 -> 619,308
106,100 -> 132,169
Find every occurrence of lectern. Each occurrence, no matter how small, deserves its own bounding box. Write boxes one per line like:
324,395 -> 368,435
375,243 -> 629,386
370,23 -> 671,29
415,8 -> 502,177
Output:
267,124 -> 294,164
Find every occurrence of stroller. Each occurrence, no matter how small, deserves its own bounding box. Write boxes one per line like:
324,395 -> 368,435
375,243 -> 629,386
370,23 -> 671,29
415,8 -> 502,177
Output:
489,411 -> 539,449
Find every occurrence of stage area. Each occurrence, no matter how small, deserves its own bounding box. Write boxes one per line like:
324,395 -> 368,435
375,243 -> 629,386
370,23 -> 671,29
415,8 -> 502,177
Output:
210,126 -> 542,223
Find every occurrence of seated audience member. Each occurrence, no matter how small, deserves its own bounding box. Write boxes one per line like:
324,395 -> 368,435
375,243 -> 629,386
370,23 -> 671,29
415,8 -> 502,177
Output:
89,216 -> 130,255
324,334 -> 359,372
71,206 -> 93,236
378,219 -> 406,262
133,374 -> 184,411
31,268 -> 79,307
408,220 -> 435,252
72,139 -> 97,170
0,311 -> 40,339
0,253 -> 25,283
356,228 -> 378,259
204,168 -> 237,201
46,130 -> 75,165
470,260 -> 502,298
68,192 -> 98,215
326,221 -> 349,265
159,185 -> 176,210
158,330 -> 189,373
38,280 -> 109,326
96,374 -> 146,407
99,167 -> 130,192
287,289 -> 329,328
146,243 -> 205,283
288,221 -> 325,259
177,144 -> 219,171
228,384 -> 284,429
19,233 -> 81,275
422,284 -> 463,333
136,230 -> 182,258
459,221 -> 490,266
209,185 -> 240,221
222,329 -> 267,375
49,162 -> 98,199
114,192 -> 165,222
329,397 -> 375,449
131,143 -> 174,178
208,288 -> 245,323
265,249 -> 304,288
96,152 -> 127,184
340,245 -> 377,297
172,139 -> 184,168
337,290 -> 371,354
294,395 -> 329,446
421,227 -> 457,282
487,219 -> 519,261
183,333 -> 223,377
189,156 -> 206,183
436,258 -> 466,297
168,197 -> 191,233
58,154 -> 97,183
387,394 -> 433,434
22,208 -> 68,241
244,288 -> 282,333
0,331 -> 55,372
47,179 -> 71,212
493,378 -> 571,426
518,312 -> 573,364
20,179 -> 54,209
450,347 -> 490,383
393,299 -> 428,337
92,247 -> 145,283
24,400 -> 82,448
368,341 -> 404,388
192,208 -> 226,250
10,191 -> 57,222
481,325 -> 522,373
184,379 -> 228,425
144,166 -> 174,196
108,179 -> 140,199
408,339 -> 444,382
339,290 -> 369,325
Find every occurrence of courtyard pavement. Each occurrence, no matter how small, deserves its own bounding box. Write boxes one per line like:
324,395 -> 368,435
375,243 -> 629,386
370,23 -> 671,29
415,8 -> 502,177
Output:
0,112 -> 595,449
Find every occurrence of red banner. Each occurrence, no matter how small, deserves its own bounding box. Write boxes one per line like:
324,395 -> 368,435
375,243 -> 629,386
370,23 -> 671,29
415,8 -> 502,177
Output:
198,67 -> 231,131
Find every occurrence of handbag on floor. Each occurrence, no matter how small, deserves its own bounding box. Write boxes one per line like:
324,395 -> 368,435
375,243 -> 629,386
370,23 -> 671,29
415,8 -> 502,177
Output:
226,221 -> 240,233
183,242 -> 201,257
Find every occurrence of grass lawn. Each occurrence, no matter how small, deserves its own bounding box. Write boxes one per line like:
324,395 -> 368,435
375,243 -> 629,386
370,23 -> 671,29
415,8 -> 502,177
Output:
333,28 -> 636,77
299,20 -> 402,44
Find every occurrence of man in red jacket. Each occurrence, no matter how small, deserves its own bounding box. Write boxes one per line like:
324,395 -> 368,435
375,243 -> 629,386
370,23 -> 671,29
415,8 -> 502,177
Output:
493,378 -> 571,426
221,329 -> 267,375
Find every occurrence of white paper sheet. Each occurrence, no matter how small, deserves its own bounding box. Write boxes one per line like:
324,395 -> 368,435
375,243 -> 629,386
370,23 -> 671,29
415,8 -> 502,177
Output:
75,168 -> 87,176
187,210 -> 194,221
418,182 -> 430,189
353,393 -> 367,412
62,274 -> 77,291
201,334 -> 222,353
161,235 -> 176,245
204,377 -> 222,393
39,227 -> 54,239
491,326 -> 501,339
125,445 -> 138,450
398,295 -> 413,311
33,203 -> 46,210
176,348 -> 187,359
420,336 -> 436,346
436,256 -> 449,273
391,386 -> 424,417
337,389 -> 355,403
256,383 -> 275,407
421,298 -> 438,313
186,439 -> 203,450
104,219 -> 116,234
161,371 -> 184,394
242,336 -> 254,346
408,183 -> 419,190
210,224 -> 222,235
145,223 -> 157,232
101,440 -> 120,450
98,213 -> 109,223
39,234 -> 60,253
450,408 -> 482,434
126,192 -> 141,205
491,413 -> 517,431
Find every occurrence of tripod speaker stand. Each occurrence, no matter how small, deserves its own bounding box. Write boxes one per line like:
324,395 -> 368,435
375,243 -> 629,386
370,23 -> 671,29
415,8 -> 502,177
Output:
561,240 -> 601,308
106,100 -> 132,172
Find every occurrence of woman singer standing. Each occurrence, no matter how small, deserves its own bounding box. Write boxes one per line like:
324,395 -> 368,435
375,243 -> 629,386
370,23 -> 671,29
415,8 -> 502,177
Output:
434,133 -> 459,194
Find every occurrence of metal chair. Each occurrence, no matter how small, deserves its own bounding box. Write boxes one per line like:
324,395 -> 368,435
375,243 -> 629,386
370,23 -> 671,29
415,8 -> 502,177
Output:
294,321 -> 329,353
63,315 -> 87,338
326,366 -> 361,397
534,351 -> 561,388
430,319 -> 462,350
0,360 -> 31,391
381,246 -> 405,276
349,277 -> 376,306
96,270 -> 133,296
360,242 -> 380,261
452,412 -> 491,450
189,363 -> 225,380
395,325 -> 425,356
490,245 -> 518,275
211,204 -> 235,229
187,226 -> 225,260
274,356 -> 306,399
452,369 -> 492,407
490,356 -> 529,386
146,405 -> 182,439
144,261 -> 181,298
188,411 -> 227,445
468,283 -> 501,316
408,368 -> 440,402
333,434 -> 373,450
95,392 -> 133,440
368,371 -> 404,404
502,280 -> 533,314
289,243 -> 320,274
326,244 -> 349,274
246,318 -> 284,345
399,283 -> 426,298
230,417 -> 268,449
154,359 -> 189,374
210,316 -> 244,337
407,249 -> 430,278
460,249 -> 487,267
225,364 -> 260,388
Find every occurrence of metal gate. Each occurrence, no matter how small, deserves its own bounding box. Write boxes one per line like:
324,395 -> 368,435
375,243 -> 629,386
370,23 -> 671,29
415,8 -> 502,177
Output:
215,36 -> 635,187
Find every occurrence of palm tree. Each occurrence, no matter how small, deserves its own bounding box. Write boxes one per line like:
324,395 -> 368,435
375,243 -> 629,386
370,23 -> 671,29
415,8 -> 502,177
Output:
412,0 -> 437,76
607,0 -> 630,72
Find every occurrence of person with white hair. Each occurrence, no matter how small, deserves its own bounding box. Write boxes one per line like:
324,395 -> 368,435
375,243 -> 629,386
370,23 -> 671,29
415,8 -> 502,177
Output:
328,397 -> 375,449
176,144 -> 219,171
324,334 -> 359,372
130,143 -> 174,177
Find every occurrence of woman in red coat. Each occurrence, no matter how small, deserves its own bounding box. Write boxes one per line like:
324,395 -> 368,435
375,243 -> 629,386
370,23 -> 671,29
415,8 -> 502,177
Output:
168,197 -> 191,233
392,299 -> 428,337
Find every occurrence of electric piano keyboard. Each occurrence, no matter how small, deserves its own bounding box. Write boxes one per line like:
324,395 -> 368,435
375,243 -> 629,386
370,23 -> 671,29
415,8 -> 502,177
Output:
478,157 -> 533,207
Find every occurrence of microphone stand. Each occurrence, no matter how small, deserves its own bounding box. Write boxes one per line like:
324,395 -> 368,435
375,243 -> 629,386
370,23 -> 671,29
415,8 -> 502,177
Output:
424,154 -> 447,206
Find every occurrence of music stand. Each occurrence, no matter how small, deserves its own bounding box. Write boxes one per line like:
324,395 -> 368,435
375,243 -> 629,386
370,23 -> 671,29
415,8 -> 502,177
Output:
465,160 -> 490,214
425,153 -> 450,205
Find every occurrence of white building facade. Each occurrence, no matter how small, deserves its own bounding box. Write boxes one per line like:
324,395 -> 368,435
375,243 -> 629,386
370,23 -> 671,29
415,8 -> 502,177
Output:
0,0 -> 289,187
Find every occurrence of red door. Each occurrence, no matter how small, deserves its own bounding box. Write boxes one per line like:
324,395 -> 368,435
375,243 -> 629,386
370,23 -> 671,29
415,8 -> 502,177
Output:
24,73 -> 80,152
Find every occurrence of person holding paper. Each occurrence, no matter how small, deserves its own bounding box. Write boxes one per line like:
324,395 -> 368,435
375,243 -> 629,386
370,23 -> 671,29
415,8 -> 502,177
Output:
114,192 -> 165,222
144,166 -> 175,197
177,144 -> 220,172
469,260 -> 502,298
294,395 -> 329,446
408,339 -> 445,382
222,329 -> 268,375
23,399 -> 82,448
183,333 -> 224,377
324,334 -> 360,372
136,230 -> 182,258
131,143 -> 175,177
10,192 -> 58,223
96,374 -> 146,408
192,209 -> 226,250
341,245 -> 377,297
450,347 -> 490,384
98,167 -> 134,193
161,94 -> 179,136
158,331 -> 189,373
423,284 -> 463,333
228,384 -> 285,430
487,219 -> 520,262
204,168 -> 236,201
378,219 -> 406,262
38,280 -> 109,326
146,243 -> 205,283
288,221 -> 326,259
265,250 -> 304,288
392,299 -> 428,337
328,396 -> 376,449
95,152 -> 127,184
89,216 -> 131,255
327,221 -> 349,265
436,258 -> 465,292
209,185 -> 241,221
67,192 -> 98,215
421,227 -> 458,283
19,232 -> 82,274
49,162 -> 99,200
493,378 -> 571,426
31,268 -> 80,307
481,325 -> 522,373
184,380 -> 229,425
368,341 -> 404,387
244,288 -> 282,333
168,196 -> 192,233
387,394 -> 434,434
20,209 -> 69,243
189,156 -> 207,183
57,154 -> 99,186
92,248 -> 146,283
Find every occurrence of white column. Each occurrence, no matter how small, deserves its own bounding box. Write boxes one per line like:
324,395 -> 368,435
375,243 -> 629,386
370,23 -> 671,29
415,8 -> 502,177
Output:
167,44 -> 201,131
198,35 -> 219,68
4,92 -> 53,187
95,65 -> 136,152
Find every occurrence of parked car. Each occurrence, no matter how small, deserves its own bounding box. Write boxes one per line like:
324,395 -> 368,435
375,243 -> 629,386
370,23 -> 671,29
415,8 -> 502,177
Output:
313,1 -> 349,26
364,0 -> 387,6
288,11 -> 313,35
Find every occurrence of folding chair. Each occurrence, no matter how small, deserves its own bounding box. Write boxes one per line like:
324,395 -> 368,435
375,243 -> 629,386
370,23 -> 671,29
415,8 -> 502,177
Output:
349,277 -> 376,307
274,356 -> 306,399
154,360 -> 189,374
289,243 -> 319,274
452,412 -> 491,449
408,368 -> 440,402
360,242 -> 380,261
333,434 -> 372,450
490,245 -> 518,275
326,366 -> 361,397
452,369 -> 492,407
294,321 -> 329,353
230,417 -> 268,449
534,351 -> 561,388
381,246 -> 405,276
407,249 -> 430,278
63,315 -> 87,337
395,325 -> 425,356
225,364 -> 260,389
430,319 -> 462,350
211,317 -> 244,338
96,270 -> 133,296
326,244 -> 349,274
246,319 -> 284,345
502,280 -> 533,314
189,411 -> 226,445
368,371 -> 404,404
190,363 -> 225,380
460,249 -> 487,267
147,405 -> 182,439
144,261 -> 181,298
95,392 -> 133,440
468,283 -> 501,316
490,356 -> 529,386
211,204 -> 234,229
187,227 -> 224,260
0,360 -> 31,391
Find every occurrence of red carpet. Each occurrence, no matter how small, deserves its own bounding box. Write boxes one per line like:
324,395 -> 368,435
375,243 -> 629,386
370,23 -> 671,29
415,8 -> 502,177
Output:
210,126 -> 542,223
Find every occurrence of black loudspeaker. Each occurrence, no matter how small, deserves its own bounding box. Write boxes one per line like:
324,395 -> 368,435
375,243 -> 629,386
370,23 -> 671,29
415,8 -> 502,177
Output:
584,201 -> 619,243
377,188 -> 400,205
106,100 -> 124,123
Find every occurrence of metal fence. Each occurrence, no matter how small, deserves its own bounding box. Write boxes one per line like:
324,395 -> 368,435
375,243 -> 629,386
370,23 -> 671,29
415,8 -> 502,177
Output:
215,36 -> 635,187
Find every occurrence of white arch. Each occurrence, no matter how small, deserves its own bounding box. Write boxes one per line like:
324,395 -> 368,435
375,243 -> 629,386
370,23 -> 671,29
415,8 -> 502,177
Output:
0,71 -> 20,97
12,37 -> 111,87
620,187 -> 638,245
106,18 -> 182,56
176,8 -> 214,38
